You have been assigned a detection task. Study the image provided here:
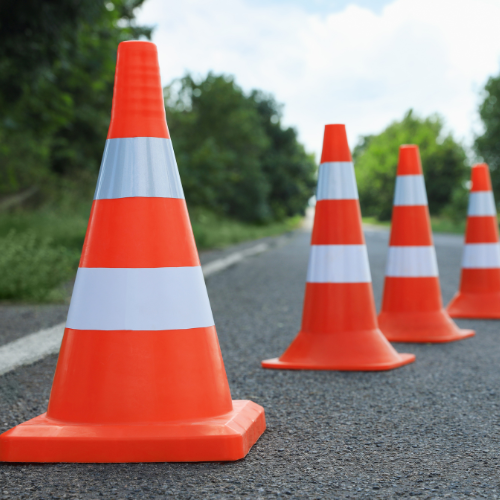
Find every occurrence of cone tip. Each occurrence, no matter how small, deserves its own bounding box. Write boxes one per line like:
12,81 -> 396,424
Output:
471,163 -> 492,192
320,124 -> 352,163
397,144 -> 422,175
108,40 -> 168,140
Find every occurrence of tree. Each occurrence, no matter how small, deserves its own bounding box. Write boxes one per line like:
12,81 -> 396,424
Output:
475,73 -> 500,201
164,73 -> 316,222
0,0 -> 151,198
354,110 -> 468,221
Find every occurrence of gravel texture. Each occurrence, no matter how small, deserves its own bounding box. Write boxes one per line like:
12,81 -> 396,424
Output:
1,228 -> 500,499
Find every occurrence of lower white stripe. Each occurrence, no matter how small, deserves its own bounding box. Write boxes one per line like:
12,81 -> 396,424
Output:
467,192 -> 496,216
393,175 -> 428,206
66,267 -> 214,331
462,243 -> 500,269
385,246 -> 438,277
307,245 -> 371,283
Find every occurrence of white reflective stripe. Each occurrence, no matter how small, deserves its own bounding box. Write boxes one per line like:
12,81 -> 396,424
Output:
468,192 -> 496,216
385,246 -> 438,277
393,175 -> 428,206
306,245 -> 371,283
462,243 -> 500,269
66,267 -> 214,331
94,138 -> 184,200
316,162 -> 358,200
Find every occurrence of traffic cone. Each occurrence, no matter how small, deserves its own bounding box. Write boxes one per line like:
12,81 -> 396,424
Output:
0,41 -> 265,463
378,145 -> 475,342
447,163 -> 500,318
261,125 -> 415,371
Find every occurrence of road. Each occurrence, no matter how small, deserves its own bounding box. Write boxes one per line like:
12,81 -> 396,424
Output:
1,227 -> 500,499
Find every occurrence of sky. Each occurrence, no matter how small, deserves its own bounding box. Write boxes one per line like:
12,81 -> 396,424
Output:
136,0 -> 500,161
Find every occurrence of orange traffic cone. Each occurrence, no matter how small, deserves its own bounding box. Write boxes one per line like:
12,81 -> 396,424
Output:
0,41 -> 265,463
261,125 -> 415,371
378,145 -> 475,343
447,163 -> 500,318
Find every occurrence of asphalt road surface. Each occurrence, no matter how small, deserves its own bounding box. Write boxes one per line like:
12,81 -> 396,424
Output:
1,227 -> 500,499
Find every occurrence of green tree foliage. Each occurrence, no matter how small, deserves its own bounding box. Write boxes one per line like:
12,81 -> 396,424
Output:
475,73 -> 500,201
0,0 -> 151,197
165,74 -> 316,222
354,110 -> 468,221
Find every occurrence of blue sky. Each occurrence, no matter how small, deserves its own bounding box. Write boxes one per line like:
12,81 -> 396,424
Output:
137,0 -> 500,159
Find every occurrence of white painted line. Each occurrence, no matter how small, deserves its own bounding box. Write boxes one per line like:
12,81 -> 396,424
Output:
0,241 -> 271,376
0,323 -> 65,376
202,242 -> 269,277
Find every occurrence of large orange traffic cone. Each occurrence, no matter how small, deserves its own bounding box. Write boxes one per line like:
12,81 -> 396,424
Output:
262,125 -> 415,371
0,41 -> 265,463
378,145 -> 475,343
447,163 -> 500,318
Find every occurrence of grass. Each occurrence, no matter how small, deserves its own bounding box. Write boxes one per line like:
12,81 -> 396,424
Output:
363,216 -> 468,235
0,205 -> 302,302
191,209 -> 302,250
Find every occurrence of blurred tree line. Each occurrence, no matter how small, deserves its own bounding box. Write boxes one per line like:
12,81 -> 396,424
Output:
0,0 -> 316,223
476,73 -> 500,198
354,110 -> 469,221
0,0 -> 152,201
165,74 -> 316,222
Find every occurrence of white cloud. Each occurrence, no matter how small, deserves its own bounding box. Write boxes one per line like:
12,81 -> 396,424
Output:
136,0 -> 500,160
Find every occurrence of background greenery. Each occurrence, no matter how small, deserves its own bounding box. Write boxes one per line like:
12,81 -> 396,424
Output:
2,0 -> 500,301
0,0 -> 315,301
354,110 -> 469,222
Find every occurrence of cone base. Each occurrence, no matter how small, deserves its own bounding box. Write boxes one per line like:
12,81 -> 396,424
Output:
262,352 -> 415,371
261,328 -> 415,371
0,400 -> 265,463
447,292 -> 500,319
379,310 -> 475,343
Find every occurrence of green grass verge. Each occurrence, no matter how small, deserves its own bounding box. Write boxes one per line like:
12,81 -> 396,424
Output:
362,216 -> 467,235
190,209 -> 302,250
0,206 -> 302,302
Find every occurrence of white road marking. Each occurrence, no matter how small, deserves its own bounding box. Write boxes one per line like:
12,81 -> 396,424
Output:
0,242 -> 270,376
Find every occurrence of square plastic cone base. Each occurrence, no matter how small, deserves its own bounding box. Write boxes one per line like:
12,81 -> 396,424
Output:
261,353 -> 415,371
447,292 -> 500,319
0,401 -> 265,463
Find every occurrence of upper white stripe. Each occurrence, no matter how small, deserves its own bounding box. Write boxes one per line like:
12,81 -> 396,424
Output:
393,175 -> 428,206
385,246 -> 438,277
462,243 -> 500,269
468,192 -> 496,216
94,137 -> 184,200
66,267 -> 214,331
316,162 -> 358,200
307,245 -> 371,283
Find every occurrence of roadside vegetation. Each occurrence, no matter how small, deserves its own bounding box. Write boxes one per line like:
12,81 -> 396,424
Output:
2,1 -> 500,302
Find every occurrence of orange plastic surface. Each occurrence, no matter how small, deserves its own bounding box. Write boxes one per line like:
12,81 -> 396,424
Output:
311,200 -> 364,245
80,198 -> 199,268
0,40 -> 267,463
382,277 -> 443,312
397,145 -> 422,175
470,163 -> 492,192
389,206 -> 433,246
447,270 -> 500,318
47,327 -> 231,423
320,124 -> 352,163
0,401 -> 266,463
107,41 -> 169,139
464,216 -> 499,243
379,277 -> 474,342
262,283 -> 415,371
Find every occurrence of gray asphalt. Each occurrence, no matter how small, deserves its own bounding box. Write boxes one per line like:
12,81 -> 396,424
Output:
1,228 -> 500,499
